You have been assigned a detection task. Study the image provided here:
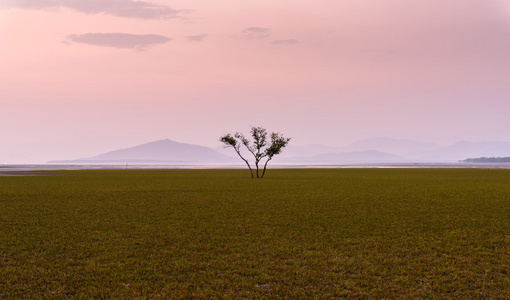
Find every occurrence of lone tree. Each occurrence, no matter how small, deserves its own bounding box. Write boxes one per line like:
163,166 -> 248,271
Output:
220,126 -> 290,178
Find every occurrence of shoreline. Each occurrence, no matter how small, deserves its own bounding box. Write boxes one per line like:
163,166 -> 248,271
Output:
2,162 -> 510,173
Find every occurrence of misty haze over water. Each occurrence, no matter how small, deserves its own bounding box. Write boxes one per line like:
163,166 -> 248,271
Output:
2,163 -> 510,174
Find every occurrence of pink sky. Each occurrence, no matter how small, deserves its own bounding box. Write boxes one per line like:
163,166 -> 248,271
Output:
1,0 -> 510,163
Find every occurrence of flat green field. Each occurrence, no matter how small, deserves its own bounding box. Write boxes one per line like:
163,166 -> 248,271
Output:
1,169 -> 509,298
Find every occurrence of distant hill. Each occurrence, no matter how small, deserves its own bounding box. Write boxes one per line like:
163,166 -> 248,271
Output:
338,138 -> 510,162
278,150 -> 406,163
48,138 -> 510,165
461,157 -> 510,163
251,138 -> 510,163
50,139 -> 236,163
341,138 -> 444,157
430,141 -> 510,161
311,150 -> 405,162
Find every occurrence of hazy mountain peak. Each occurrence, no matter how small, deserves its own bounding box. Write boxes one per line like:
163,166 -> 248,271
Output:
50,139 -> 235,163
47,137 -> 510,164
342,137 -> 444,156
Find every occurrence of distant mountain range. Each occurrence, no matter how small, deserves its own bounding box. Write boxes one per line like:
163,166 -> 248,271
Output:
49,138 -> 510,164
275,138 -> 510,162
50,139 -> 236,163
278,150 -> 405,163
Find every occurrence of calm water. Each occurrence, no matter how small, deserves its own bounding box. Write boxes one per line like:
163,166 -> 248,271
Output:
2,162 -> 510,174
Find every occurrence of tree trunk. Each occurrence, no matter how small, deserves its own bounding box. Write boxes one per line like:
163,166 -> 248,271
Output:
246,161 -> 254,178
261,157 -> 272,178
234,149 -> 254,178
242,158 -> 254,178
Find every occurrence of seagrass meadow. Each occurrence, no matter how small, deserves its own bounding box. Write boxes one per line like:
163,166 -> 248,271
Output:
1,169 -> 510,298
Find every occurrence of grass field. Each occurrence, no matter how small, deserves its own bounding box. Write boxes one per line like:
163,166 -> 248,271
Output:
1,168 -> 509,298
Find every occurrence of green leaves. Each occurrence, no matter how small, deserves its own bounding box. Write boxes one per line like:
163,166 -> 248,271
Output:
265,132 -> 291,158
219,134 -> 237,148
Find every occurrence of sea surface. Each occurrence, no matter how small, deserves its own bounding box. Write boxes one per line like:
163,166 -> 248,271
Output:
2,162 -> 510,175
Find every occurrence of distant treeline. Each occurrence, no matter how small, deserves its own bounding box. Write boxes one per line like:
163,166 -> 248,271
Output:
461,157 -> 510,163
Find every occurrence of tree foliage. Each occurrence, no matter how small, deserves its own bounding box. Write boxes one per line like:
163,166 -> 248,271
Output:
461,157 -> 510,163
220,126 -> 290,178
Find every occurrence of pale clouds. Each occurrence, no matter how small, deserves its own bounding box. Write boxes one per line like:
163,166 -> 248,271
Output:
0,0 -> 54,10
3,0 -> 510,164
241,27 -> 271,39
66,33 -> 171,50
0,0 -> 187,19
186,34 -> 208,42
271,39 -> 299,46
